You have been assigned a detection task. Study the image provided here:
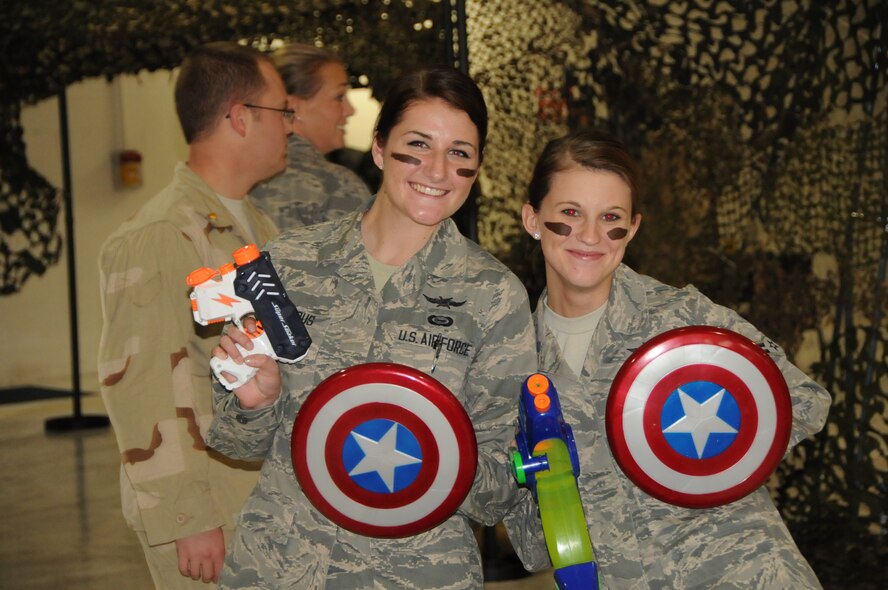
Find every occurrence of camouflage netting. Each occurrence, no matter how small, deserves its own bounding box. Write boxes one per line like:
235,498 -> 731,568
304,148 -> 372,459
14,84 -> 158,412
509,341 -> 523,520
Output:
467,1 -> 886,587
0,0 -> 451,295
1,0 -> 885,586
0,102 -> 62,294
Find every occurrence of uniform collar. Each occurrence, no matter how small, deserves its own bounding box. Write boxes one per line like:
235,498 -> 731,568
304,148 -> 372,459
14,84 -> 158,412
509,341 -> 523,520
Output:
533,292 -> 561,371
317,206 -> 468,296
605,264 -> 648,338
174,161 -> 216,204
535,264 -> 649,371
286,134 -> 324,161
172,161 -> 276,245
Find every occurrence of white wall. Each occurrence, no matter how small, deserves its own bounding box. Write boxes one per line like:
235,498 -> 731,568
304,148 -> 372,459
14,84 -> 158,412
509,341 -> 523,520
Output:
1,72 -> 188,391
0,73 -> 379,393
343,87 -> 377,152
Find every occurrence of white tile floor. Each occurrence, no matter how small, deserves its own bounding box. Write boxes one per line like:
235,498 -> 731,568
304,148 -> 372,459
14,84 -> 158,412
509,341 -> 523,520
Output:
0,395 -> 553,589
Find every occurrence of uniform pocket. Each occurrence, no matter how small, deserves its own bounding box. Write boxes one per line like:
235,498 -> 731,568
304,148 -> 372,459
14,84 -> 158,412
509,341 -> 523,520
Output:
383,321 -> 474,401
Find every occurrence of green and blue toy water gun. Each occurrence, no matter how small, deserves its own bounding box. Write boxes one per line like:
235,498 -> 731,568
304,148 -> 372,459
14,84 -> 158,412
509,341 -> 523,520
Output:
512,373 -> 599,589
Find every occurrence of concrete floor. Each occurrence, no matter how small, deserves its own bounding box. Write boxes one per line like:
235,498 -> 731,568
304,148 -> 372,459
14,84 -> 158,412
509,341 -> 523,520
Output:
0,395 -> 553,589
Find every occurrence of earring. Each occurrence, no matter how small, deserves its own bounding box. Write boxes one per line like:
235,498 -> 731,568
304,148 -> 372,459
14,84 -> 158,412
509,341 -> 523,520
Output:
533,232 -> 540,240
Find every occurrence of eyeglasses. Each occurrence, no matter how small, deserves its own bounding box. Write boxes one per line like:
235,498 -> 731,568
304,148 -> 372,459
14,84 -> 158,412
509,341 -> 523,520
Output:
226,103 -> 296,121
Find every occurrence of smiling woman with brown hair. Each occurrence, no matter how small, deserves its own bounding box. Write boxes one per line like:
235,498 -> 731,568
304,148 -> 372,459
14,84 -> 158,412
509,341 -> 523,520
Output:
504,128 -> 831,589
206,66 -> 537,589
249,43 -> 371,231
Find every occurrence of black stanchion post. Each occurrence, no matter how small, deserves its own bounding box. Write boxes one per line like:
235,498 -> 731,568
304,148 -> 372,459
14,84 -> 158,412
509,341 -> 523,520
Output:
45,88 -> 110,433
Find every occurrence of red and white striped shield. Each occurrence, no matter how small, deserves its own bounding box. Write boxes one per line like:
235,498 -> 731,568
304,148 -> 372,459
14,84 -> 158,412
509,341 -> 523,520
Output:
291,363 -> 477,537
606,326 -> 792,508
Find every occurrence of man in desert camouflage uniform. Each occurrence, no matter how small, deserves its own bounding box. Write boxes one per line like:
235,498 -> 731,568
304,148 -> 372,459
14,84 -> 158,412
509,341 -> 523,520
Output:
250,43 -> 371,230
97,42 -> 290,588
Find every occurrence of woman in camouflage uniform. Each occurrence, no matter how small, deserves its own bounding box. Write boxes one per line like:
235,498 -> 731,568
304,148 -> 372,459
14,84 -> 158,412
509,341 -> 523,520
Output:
249,43 -> 371,231
206,67 -> 537,589
504,129 -> 831,589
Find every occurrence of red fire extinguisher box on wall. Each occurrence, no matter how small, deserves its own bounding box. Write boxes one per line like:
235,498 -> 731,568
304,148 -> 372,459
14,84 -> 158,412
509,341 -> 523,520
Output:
116,149 -> 143,189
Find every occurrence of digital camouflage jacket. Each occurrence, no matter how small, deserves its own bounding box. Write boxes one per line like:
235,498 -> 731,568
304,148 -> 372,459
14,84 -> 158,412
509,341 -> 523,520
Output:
249,134 -> 370,232
504,264 -> 831,589
207,211 -> 538,589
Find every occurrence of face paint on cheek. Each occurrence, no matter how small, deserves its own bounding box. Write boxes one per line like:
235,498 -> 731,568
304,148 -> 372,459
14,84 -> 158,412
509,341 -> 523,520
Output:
544,222 -> 572,236
391,153 -> 421,166
607,227 -> 629,240
456,168 -> 478,178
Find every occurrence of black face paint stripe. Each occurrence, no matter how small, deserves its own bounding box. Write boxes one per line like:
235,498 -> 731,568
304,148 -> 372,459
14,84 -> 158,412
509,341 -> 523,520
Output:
607,227 -> 629,240
544,221 -> 572,236
392,153 -> 421,165
543,222 -> 629,240
456,168 -> 477,177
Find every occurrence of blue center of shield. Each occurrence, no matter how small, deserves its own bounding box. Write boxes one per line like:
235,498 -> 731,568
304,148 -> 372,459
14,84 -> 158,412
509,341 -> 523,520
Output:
660,380 -> 741,460
342,419 -> 423,494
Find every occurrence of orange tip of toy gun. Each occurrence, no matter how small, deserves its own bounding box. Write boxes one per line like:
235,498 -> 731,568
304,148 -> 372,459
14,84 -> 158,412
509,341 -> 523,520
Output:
233,244 -> 261,266
527,373 -> 550,396
526,373 -> 552,412
186,267 -> 216,287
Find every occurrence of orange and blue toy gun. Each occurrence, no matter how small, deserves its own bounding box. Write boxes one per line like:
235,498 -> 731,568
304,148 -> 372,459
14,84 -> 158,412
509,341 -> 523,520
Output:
511,373 -> 599,590
186,244 -> 311,390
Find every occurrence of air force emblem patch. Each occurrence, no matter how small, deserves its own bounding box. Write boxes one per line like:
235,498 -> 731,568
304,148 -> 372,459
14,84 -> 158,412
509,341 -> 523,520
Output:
291,363 -> 477,537
606,326 -> 792,508
423,294 -> 466,309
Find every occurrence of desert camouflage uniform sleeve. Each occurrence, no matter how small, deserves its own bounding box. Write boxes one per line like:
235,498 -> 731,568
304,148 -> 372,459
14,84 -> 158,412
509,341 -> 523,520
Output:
686,287 -> 832,448
98,222 -> 226,545
457,271 -> 538,525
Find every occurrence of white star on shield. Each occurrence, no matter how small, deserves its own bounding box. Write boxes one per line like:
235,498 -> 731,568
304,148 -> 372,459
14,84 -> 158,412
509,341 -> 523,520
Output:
348,423 -> 422,492
662,387 -> 738,458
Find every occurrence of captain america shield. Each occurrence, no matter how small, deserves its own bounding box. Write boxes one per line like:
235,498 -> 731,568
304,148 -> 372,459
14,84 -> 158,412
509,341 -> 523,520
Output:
291,363 -> 478,537
606,326 -> 792,508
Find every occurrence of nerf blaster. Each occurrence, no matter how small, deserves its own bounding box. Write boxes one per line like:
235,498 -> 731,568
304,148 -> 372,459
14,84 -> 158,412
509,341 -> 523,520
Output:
512,373 -> 599,590
186,244 -> 311,390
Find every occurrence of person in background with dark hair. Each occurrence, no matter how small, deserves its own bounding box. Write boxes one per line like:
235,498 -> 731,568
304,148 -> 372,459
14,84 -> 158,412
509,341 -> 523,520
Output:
249,43 -> 371,230
503,129 -> 831,589
97,42 -> 291,588
205,66 -> 537,589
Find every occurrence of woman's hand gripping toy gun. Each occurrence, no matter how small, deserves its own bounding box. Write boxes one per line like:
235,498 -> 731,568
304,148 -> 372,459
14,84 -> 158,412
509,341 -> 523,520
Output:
186,244 -> 311,389
512,373 -> 599,589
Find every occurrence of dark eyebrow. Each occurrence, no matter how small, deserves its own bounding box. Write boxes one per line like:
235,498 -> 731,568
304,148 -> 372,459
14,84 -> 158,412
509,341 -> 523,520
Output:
403,130 -> 432,140
552,200 -> 630,214
402,130 -> 477,150
552,200 -> 582,209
